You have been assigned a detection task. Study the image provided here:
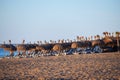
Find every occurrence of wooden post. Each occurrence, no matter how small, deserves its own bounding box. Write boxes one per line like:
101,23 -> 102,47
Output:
116,32 -> 120,53
117,37 -> 119,53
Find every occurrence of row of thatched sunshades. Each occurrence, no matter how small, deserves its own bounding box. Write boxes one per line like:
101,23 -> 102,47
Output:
0,37 -> 115,53
17,41 -> 92,52
0,41 -> 91,52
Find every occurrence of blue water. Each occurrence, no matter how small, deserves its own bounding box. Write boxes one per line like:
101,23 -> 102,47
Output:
0,48 -> 18,58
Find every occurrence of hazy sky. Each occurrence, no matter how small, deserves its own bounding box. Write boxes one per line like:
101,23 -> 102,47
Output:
0,0 -> 120,43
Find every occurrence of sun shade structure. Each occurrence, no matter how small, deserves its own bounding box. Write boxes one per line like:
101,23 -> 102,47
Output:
71,42 -> 79,49
17,44 -> 29,52
36,44 -> 54,51
71,42 -> 87,48
53,44 -> 63,51
92,40 -> 104,47
103,38 -> 113,45
0,44 -> 17,51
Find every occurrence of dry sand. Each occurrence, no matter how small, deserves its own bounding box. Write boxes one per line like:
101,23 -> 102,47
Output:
0,52 -> 120,80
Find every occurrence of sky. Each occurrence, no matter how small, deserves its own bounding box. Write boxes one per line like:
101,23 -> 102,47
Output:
0,0 -> 120,44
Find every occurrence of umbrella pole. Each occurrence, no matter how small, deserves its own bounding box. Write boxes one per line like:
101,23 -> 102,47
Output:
116,32 -> 120,53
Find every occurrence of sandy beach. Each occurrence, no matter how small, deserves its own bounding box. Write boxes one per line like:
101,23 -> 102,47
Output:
0,52 -> 120,80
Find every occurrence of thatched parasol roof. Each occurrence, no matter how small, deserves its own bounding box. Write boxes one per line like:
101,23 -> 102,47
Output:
36,46 -> 45,50
27,44 -> 37,51
81,41 -> 92,48
61,43 -> 72,50
53,44 -> 63,51
103,38 -> 113,44
36,44 -> 54,51
71,42 -> 79,48
17,44 -> 29,51
0,44 -> 17,51
92,40 -> 104,47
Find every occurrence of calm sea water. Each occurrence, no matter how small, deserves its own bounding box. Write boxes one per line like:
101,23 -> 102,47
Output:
0,48 -> 18,58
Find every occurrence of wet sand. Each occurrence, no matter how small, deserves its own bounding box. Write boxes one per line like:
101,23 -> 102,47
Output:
0,52 -> 120,80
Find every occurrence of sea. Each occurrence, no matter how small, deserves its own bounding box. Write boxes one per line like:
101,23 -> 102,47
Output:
0,48 -> 18,58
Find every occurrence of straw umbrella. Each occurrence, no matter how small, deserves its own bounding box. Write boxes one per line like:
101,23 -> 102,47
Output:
61,42 -> 72,51
71,42 -> 79,49
36,44 -> 54,55
82,41 -> 92,48
36,46 -> 45,51
17,44 -> 29,52
91,40 -> 104,53
0,44 -> 16,51
16,40 -> 29,57
53,44 -> 63,51
17,44 -> 30,57
103,37 -> 113,45
91,40 -> 104,48
52,44 -> 63,56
